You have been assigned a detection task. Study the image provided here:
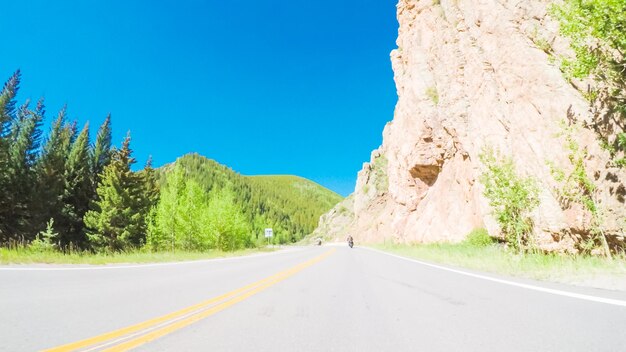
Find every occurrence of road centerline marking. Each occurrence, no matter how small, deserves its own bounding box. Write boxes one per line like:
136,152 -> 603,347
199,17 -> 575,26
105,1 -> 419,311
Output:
43,248 -> 335,352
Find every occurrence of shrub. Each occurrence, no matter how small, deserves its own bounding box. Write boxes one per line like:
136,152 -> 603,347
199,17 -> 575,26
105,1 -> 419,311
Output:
549,122 -> 612,257
29,219 -> 59,252
464,228 -> 494,247
371,154 -> 389,194
479,148 -> 540,253
425,86 -> 439,105
550,0 -> 626,165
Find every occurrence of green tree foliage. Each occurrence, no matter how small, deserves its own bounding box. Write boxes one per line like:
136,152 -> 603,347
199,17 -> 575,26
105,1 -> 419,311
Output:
551,0 -> 625,83
92,115 -> 112,185
208,188 -> 251,251
29,218 -> 59,252
176,178 -> 213,250
479,148 -> 540,253
0,70 -> 340,254
3,99 -> 44,238
464,228 -> 495,247
146,162 -> 251,251
0,71 -> 153,250
246,175 -> 343,243
549,122 -> 612,257
84,133 -> 148,251
139,156 -> 160,209
146,164 -> 185,251
0,70 -> 19,136
551,0 -> 626,164
0,71 -> 22,240
147,154 -> 341,250
60,123 -> 92,246
34,107 -> 75,240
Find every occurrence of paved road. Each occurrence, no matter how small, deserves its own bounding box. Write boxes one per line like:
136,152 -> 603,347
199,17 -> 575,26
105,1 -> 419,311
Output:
1,246 -> 625,351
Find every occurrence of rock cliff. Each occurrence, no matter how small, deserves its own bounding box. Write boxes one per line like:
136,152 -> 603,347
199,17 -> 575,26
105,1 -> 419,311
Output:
315,0 -> 625,252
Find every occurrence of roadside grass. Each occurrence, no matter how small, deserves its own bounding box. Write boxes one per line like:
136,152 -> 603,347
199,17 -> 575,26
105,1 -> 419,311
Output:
0,246 -> 277,265
372,242 -> 626,288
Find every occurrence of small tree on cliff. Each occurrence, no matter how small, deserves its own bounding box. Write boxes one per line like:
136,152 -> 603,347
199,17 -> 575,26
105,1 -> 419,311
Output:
549,122 -> 612,258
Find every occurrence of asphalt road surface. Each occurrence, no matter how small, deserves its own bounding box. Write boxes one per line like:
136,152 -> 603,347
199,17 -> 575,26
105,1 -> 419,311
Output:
1,245 -> 625,351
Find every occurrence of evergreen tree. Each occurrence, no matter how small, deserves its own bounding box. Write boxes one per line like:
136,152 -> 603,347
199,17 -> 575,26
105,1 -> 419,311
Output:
0,70 -> 20,137
92,114 -> 112,185
4,99 -> 44,239
60,122 -> 92,246
140,156 -> 160,209
0,71 -> 22,241
136,156 -> 160,242
84,133 -> 146,251
34,107 -> 75,240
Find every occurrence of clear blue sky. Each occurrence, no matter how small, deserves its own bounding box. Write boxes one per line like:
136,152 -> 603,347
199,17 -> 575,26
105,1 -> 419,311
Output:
1,0 -> 399,196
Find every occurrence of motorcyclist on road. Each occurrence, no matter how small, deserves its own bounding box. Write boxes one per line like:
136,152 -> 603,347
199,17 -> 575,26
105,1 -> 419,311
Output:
347,235 -> 354,248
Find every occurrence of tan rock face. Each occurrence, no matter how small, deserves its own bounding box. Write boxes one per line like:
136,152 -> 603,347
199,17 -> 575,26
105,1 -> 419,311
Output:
316,0 -> 626,252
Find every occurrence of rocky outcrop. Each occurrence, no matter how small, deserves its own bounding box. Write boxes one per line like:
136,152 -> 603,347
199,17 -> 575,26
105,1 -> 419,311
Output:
315,0 -> 625,252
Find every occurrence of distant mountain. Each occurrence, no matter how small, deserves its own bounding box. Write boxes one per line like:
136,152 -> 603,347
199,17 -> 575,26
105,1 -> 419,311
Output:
159,154 -> 342,245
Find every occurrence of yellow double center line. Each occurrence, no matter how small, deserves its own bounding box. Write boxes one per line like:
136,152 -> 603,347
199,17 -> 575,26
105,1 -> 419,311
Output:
44,248 -> 336,352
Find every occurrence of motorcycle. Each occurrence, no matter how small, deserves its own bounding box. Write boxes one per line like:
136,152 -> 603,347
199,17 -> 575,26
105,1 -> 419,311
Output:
348,238 -> 354,248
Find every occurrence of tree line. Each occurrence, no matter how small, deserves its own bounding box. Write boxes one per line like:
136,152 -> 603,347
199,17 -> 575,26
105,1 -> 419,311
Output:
1,71 -> 342,253
0,70 -> 157,251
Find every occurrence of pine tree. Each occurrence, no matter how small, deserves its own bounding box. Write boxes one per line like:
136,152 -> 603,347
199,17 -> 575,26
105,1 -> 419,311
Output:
0,70 -> 20,137
60,122 -> 92,246
34,107 -> 75,241
4,99 -> 44,239
136,156 -> 160,243
84,132 -> 146,251
0,71 -> 22,241
140,156 -> 160,208
92,114 -> 112,186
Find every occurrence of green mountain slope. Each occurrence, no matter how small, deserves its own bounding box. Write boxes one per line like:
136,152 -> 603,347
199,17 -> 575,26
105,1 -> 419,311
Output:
155,154 -> 342,247
246,175 -> 343,239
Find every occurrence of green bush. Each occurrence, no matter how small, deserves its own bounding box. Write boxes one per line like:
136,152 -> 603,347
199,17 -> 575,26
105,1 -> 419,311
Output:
550,0 -> 626,164
464,228 -> 494,247
549,122 -> 612,257
29,219 -> 59,252
425,86 -> 439,105
371,154 -> 389,194
479,148 -> 540,253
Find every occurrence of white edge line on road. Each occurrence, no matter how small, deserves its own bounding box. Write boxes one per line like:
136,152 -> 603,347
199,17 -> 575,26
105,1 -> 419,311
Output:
0,247 -> 304,271
364,247 -> 626,308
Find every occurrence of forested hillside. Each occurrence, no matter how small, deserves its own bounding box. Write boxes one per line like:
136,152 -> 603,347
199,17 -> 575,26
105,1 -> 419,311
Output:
246,175 -> 343,236
147,154 -> 342,250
